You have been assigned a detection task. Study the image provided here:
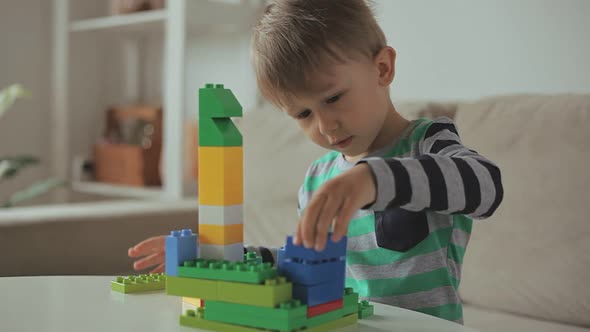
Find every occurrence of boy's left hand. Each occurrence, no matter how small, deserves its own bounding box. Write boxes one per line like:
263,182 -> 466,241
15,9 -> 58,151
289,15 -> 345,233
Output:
294,163 -> 376,251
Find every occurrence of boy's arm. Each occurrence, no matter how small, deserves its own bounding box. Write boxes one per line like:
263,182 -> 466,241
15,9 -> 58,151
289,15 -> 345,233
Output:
361,117 -> 503,219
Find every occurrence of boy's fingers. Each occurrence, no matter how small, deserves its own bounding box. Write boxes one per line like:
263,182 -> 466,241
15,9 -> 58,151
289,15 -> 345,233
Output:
314,195 -> 340,251
129,236 -> 166,256
293,221 -> 303,246
301,194 -> 326,249
332,196 -> 357,242
133,251 -> 165,271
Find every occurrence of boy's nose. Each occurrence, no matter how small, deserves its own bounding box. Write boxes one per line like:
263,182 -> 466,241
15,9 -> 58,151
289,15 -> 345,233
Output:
317,113 -> 340,136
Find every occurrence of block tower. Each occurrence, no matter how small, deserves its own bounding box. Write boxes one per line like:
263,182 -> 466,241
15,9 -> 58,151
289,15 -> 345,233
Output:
158,84 -> 372,331
197,83 -> 244,262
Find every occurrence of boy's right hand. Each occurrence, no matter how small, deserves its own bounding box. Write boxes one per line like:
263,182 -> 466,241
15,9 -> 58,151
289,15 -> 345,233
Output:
128,235 -> 166,273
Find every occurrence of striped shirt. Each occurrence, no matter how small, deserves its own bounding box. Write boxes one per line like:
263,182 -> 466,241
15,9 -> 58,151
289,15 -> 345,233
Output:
296,117 -> 503,324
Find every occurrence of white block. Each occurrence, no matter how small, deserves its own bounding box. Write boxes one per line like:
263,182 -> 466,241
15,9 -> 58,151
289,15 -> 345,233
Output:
198,204 -> 243,226
199,242 -> 243,262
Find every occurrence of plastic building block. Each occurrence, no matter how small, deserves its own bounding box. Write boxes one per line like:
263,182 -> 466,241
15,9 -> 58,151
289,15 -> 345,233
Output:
281,234 -> 347,262
306,313 -> 357,332
199,204 -> 243,226
205,299 -> 307,331
358,300 -> 374,319
305,288 -> 358,328
166,276 -> 218,299
200,243 -> 244,262
178,258 -> 277,284
292,278 -> 345,306
244,252 -> 263,265
180,308 -> 265,332
198,224 -> 243,245
307,298 -> 343,318
278,256 -> 345,286
218,276 -> 292,308
182,297 -> 204,307
198,146 -> 243,205
199,83 -> 242,147
167,275 -> 292,308
111,273 -> 166,293
165,229 -> 198,277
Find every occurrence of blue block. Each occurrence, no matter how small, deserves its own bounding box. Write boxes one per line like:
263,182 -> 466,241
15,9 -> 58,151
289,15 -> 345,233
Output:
278,257 -> 345,286
165,229 -> 198,276
292,279 -> 345,306
282,234 -> 347,262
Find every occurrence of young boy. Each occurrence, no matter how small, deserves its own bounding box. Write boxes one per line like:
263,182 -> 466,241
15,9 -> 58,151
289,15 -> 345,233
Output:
129,0 -> 503,324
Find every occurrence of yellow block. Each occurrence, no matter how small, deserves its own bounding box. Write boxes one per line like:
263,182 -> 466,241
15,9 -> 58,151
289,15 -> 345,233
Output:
198,224 -> 243,245
198,146 -> 243,205
182,297 -> 203,307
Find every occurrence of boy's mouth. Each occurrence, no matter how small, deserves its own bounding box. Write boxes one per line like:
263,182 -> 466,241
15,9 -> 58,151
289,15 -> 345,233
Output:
332,136 -> 353,149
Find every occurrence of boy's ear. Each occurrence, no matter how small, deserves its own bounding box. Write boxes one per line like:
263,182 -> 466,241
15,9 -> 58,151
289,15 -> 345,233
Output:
374,46 -> 396,86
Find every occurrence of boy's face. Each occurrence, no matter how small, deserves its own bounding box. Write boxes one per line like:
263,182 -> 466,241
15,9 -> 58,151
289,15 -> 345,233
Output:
282,48 -> 396,161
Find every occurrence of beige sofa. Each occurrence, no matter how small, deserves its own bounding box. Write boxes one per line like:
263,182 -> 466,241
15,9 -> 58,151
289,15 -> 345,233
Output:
1,93 -> 588,331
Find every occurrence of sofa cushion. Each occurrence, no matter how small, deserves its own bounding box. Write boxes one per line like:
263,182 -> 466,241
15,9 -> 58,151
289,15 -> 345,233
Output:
464,305 -> 590,332
455,94 -> 590,327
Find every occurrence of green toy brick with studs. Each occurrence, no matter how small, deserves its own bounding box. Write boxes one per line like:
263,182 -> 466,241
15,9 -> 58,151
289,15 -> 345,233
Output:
111,273 -> 166,294
199,83 -> 243,147
178,258 -> 277,284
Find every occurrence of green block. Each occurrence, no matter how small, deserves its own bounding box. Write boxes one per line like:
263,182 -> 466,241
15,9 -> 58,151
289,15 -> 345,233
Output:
205,299 -> 307,331
167,275 -> 292,307
306,289 -> 359,328
358,300 -> 375,319
199,83 -> 243,147
218,276 -> 292,308
178,258 -> 277,284
244,252 -> 263,265
110,273 -> 166,293
166,276 -> 218,299
180,308 -> 265,332
306,313 -> 357,332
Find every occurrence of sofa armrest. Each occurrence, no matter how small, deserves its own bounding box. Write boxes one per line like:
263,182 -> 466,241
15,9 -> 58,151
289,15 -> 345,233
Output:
0,200 -> 198,276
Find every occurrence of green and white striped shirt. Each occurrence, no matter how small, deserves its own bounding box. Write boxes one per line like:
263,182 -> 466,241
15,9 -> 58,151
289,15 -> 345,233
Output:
297,117 -> 503,324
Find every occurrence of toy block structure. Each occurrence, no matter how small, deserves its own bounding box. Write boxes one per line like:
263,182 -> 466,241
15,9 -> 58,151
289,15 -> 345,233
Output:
107,84 -> 372,330
198,83 -> 244,262
278,234 -> 347,307
111,273 -> 166,294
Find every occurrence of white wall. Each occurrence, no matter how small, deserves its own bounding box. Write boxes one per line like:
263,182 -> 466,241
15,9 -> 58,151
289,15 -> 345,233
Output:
374,0 -> 590,101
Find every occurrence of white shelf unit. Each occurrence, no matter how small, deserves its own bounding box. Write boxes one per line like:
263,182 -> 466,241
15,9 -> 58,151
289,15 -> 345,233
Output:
51,0 -> 264,200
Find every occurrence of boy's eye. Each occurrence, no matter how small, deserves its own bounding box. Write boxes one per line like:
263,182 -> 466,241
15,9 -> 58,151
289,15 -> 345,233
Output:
297,109 -> 312,119
325,93 -> 342,104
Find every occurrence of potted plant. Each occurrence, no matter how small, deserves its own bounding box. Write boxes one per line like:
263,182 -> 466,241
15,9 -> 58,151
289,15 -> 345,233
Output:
0,84 -> 64,207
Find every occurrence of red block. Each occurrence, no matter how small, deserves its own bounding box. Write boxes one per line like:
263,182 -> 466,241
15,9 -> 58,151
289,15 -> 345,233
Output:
307,298 -> 343,318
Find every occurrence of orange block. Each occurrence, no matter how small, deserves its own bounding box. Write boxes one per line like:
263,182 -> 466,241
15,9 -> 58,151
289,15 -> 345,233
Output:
198,146 -> 243,205
198,223 -> 243,245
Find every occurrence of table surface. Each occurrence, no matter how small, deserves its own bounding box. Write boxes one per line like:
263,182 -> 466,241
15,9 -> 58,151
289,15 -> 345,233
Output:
0,276 -> 478,332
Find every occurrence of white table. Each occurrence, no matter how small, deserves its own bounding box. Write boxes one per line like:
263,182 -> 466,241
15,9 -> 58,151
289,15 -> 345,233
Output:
0,276 -> 478,332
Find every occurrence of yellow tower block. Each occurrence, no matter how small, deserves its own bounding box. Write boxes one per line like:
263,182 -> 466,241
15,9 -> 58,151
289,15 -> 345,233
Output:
198,146 -> 244,262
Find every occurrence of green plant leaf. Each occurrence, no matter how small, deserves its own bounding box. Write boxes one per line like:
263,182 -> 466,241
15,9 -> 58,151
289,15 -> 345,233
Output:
2,178 -> 65,208
0,84 -> 30,119
0,155 -> 40,180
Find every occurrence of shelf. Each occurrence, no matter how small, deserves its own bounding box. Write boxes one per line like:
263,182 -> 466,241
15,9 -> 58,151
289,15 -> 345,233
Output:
70,9 -> 167,33
71,181 -> 165,199
69,1 -> 264,35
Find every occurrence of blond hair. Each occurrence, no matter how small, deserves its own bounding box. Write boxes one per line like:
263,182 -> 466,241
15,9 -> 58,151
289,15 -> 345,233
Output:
252,0 -> 387,107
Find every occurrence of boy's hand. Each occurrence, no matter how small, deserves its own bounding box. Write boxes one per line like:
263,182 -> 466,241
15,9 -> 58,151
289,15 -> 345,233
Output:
127,235 -> 166,273
294,163 -> 376,251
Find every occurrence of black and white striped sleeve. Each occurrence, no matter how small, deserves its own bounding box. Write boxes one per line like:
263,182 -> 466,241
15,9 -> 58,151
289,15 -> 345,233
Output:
361,117 -> 503,219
